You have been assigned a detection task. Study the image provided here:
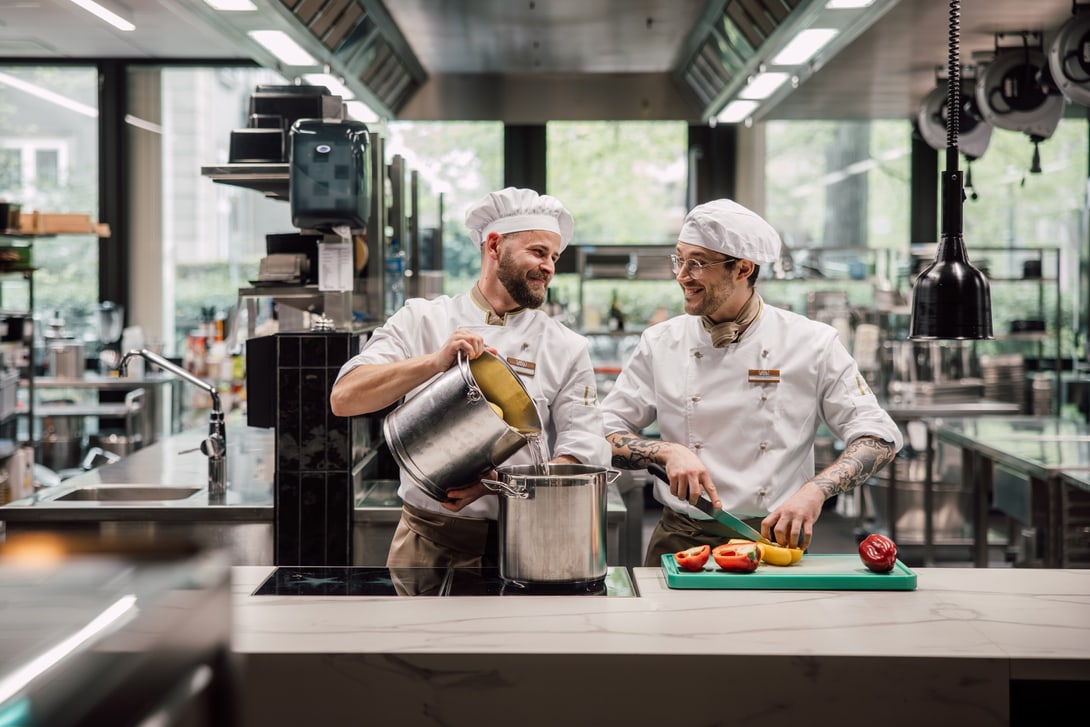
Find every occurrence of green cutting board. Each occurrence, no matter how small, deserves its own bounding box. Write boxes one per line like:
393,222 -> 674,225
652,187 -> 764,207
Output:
660,553 -> 917,591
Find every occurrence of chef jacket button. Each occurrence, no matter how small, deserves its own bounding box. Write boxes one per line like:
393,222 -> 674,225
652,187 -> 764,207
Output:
762,349 -> 769,358
759,442 -> 768,450
758,488 -> 767,497
760,394 -> 768,402
693,351 -> 703,359
693,442 -> 703,449
690,395 -> 700,403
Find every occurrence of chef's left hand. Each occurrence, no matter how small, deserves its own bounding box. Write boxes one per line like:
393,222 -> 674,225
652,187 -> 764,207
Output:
761,482 -> 824,550
441,476 -> 494,512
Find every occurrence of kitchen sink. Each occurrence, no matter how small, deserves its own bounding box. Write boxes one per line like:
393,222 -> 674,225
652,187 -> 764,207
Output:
55,486 -> 203,502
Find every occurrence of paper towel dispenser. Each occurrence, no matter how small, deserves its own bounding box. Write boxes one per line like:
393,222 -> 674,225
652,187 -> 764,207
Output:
289,119 -> 371,231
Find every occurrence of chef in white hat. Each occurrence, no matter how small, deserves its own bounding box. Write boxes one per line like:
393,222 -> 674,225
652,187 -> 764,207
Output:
331,187 -> 609,572
600,199 -> 903,565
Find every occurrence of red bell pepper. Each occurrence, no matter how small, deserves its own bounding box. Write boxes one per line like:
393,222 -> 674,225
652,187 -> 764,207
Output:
859,533 -> 898,573
711,542 -> 761,573
674,544 -> 711,572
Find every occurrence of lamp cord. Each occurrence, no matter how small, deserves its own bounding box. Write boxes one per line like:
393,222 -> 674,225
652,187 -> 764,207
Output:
946,0 -> 961,173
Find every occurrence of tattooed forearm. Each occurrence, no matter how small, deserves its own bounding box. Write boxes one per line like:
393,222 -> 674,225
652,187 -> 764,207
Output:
607,432 -> 673,469
811,436 -> 896,499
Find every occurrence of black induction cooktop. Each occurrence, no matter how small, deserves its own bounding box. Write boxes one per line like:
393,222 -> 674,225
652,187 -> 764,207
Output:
252,566 -> 637,597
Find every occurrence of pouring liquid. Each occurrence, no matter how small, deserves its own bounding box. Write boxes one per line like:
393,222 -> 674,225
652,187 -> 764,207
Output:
523,431 -> 550,475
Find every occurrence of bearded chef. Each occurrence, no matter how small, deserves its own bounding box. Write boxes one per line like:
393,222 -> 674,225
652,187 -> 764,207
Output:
330,186 -> 610,570
600,199 -> 903,565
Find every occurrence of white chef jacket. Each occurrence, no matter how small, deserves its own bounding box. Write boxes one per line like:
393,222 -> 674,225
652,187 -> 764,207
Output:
336,293 -> 611,519
600,305 -> 903,518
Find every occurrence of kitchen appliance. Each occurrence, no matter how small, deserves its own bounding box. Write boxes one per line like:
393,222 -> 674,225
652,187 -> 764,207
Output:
383,350 -> 541,501
288,118 -> 370,231
251,565 -> 638,597
47,340 -> 84,378
647,463 -> 771,544
1048,9 -> 1090,108
660,553 -> 917,590
917,76 -> 992,159
483,464 -> 619,585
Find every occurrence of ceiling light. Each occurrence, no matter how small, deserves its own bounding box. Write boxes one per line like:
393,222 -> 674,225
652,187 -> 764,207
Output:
825,0 -> 875,9
65,0 -> 134,32
771,29 -> 839,66
303,73 -> 355,100
739,72 -> 790,100
345,101 -> 379,123
910,0 -> 992,341
716,100 -> 759,123
248,30 -> 317,66
202,0 -> 257,10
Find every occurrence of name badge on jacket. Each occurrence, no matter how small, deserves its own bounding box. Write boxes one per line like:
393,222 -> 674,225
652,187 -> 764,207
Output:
507,356 -> 536,377
748,368 -> 780,383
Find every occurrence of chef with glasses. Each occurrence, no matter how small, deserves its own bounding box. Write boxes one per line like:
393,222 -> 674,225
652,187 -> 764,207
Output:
600,199 -> 903,565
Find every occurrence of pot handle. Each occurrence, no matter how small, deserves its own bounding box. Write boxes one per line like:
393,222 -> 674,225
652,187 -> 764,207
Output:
481,478 -> 529,499
605,467 -> 623,484
456,350 -> 483,404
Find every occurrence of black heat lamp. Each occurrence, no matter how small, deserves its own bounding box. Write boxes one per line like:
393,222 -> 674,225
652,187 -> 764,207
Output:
909,0 -> 993,340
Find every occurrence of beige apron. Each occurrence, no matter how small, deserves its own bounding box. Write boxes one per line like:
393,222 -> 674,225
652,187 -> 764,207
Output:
387,501 -> 499,569
643,507 -> 766,567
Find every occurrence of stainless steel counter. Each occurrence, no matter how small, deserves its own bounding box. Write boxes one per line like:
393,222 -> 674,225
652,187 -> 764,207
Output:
0,538 -> 235,726
928,415 -> 1090,567
1,423 -> 629,566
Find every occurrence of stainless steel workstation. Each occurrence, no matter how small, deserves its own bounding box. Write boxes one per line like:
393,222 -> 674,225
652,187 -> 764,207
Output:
3,1 -> 1090,726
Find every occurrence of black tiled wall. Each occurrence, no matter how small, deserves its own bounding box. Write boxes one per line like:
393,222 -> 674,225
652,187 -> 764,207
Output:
273,331 -> 360,565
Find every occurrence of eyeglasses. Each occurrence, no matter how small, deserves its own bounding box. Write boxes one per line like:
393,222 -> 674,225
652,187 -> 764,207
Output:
670,254 -> 737,278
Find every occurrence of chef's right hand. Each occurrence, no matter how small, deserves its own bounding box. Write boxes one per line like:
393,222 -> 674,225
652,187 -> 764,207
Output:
662,445 -> 721,510
431,329 -> 486,373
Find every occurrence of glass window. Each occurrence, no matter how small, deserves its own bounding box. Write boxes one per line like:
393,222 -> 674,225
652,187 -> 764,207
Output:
547,120 -> 689,330
154,66 -> 291,353
384,120 -> 504,291
0,65 -> 99,345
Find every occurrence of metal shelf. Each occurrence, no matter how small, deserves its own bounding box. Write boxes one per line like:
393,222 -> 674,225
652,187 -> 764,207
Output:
200,163 -> 289,200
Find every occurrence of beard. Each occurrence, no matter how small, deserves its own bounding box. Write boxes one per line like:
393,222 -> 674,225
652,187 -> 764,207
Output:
682,275 -> 734,319
497,249 -> 548,308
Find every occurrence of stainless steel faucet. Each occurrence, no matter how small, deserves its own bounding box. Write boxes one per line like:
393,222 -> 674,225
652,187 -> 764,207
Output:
119,349 -> 227,497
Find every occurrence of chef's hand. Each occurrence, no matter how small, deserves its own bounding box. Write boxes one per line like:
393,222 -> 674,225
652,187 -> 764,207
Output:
430,329 -> 487,374
761,482 -> 824,550
441,476 -> 494,512
662,445 -> 721,510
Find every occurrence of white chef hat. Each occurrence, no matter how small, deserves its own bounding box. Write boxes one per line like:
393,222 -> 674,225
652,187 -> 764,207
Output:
678,199 -> 782,265
465,187 -> 574,252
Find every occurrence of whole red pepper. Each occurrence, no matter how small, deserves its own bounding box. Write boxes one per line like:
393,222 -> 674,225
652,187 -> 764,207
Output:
674,544 -> 711,572
711,542 -> 761,573
859,533 -> 898,573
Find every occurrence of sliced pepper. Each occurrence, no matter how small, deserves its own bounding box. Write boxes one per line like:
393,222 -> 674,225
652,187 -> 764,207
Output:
674,544 -> 711,572
711,542 -> 761,573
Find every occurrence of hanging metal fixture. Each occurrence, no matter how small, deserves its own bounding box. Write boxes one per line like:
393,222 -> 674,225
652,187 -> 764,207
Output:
909,0 -> 993,340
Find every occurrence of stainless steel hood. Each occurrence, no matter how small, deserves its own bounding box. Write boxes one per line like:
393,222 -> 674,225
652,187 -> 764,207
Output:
0,0 -> 1078,123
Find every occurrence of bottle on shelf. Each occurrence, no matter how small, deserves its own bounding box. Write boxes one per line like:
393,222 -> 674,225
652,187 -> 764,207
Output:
608,289 -> 625,332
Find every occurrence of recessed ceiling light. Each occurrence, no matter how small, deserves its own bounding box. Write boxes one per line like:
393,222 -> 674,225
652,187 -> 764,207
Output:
738,72 -> 790,100
303,73 -> 355,100
203,0 -> 257,10
825,0 -> 875,9
771,28 -> 839,66
65,0 -> 134,32
248,30 -> 317,66
716,99 -> 759,123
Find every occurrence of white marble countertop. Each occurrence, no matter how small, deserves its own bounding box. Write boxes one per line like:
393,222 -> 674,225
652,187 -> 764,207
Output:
232,565 -> 1090,679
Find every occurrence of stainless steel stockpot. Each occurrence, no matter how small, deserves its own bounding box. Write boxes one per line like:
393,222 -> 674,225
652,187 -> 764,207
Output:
483,464 -> 620,584
383,350 -> 541,501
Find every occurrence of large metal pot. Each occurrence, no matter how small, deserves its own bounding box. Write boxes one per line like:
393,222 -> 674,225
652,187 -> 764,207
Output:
383,350 -> 542,501
483,464 -> 619,584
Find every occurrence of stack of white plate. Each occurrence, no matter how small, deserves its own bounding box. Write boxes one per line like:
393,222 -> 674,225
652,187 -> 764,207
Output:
979,354 -> 1026,411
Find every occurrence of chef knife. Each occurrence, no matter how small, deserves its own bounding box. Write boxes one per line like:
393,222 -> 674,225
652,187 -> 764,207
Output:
647,463 -> 772,545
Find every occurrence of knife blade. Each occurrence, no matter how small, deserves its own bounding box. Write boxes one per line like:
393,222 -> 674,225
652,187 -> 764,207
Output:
647,463 -> 772,545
